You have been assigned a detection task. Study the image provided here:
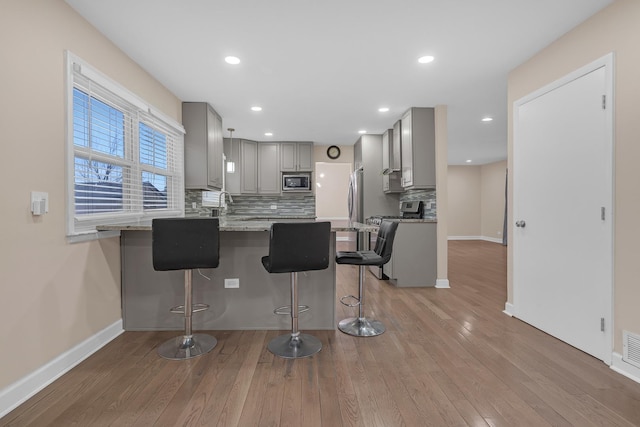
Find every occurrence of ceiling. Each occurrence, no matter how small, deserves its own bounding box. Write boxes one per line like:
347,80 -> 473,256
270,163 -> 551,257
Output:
65,0 -> 612,165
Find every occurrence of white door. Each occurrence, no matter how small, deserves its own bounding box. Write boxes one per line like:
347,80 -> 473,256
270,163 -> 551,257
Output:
513,56 -> 613,363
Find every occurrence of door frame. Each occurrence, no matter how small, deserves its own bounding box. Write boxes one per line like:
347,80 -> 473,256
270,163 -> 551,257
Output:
512,52 -> 614,364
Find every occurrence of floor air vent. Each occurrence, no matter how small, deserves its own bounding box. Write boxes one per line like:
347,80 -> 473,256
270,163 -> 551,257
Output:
623,331 -> 640,369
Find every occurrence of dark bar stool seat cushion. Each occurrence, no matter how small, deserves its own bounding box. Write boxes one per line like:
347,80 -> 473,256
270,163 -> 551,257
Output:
335,220 -> 399,337
261,221 -> 331,359
336,220 -> 397,267
153,218 -> 220,271
151,217 -> 220,360
261,222 -> 331,274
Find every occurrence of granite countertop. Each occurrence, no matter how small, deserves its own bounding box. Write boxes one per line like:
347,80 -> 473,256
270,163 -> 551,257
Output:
96,218 -> 376,233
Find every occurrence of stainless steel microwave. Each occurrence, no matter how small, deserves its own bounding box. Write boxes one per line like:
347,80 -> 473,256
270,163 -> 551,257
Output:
282,174 -> 311,191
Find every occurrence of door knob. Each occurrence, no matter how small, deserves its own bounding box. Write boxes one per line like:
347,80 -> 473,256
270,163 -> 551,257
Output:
515,220 -> 526,228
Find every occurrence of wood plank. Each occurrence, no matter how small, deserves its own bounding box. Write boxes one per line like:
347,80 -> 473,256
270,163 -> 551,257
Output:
4,240 -> 640,427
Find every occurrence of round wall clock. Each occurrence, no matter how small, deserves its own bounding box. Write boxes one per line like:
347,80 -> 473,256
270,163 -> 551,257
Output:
327,145 -> 341,159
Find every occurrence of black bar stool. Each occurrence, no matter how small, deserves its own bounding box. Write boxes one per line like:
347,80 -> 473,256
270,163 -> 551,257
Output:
152,217 -> 220,360
335,220 -> 399,337
261,221 -> 331,358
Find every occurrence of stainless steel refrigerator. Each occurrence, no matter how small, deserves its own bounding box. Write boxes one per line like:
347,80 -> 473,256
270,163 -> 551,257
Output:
347,167 -> 365,249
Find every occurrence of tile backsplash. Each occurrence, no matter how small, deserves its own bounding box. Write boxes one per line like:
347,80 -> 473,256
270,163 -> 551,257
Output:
400,189 -> 436,219
185,190 -> 315,217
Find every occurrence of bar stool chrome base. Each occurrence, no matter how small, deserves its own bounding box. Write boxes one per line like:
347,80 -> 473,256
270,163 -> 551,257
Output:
338,317 -> 385,337
268,333 -> 322,359
157,333 -> 217,360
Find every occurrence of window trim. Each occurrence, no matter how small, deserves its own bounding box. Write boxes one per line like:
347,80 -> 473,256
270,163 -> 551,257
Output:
65,51 -> 185,238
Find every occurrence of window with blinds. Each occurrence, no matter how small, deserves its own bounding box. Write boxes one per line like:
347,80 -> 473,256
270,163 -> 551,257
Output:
66,52 -> 185,236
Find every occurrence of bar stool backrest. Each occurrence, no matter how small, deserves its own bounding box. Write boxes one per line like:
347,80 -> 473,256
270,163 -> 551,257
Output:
372,220 -> 399,265
263,222 -> 331,274
152,218 -> 220,271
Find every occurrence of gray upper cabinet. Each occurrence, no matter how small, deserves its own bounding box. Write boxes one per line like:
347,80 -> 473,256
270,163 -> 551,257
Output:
240,139 -> 258,194
354,134 -> 400,218
258,142 -> 281,194
280,142 -> 313,171
392,120 -> 402,171
401,107 -> 435,189
237,140 -> 280,194
182,102 -> 223,190
382,128 -> 403,193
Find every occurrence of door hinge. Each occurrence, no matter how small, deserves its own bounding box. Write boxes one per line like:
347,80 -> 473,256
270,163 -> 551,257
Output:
602,95 -> 606,110
601,317 -> 605,332
601,207 -> 605,221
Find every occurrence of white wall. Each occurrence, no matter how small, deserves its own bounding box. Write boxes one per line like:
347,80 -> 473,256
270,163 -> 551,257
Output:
447,160 -> 506,242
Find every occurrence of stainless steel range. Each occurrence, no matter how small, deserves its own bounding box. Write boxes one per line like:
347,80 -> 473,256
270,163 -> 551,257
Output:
366,201 -> 424,225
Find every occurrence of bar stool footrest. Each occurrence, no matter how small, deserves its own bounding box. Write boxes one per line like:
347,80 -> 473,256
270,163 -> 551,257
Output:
339,295 -> 361,307
169,303 -> 209,315
274,304 -> 310,315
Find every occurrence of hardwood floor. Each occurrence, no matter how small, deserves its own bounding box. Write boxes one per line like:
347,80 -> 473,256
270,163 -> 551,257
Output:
3,240 -> 640,426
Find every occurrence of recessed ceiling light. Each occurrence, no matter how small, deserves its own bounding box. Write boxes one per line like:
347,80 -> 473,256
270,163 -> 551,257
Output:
225,56 -> 240,65
251,106 -> 262,112
264,132 -> 273,136
482,117 -> 493,122
378,107 -> 390,112
466,159 -> 472,163
418,55 -> 435,64
358,130 -> 367,134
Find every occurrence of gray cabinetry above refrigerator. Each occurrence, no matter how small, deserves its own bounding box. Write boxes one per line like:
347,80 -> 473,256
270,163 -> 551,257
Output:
353,134 -> 399,220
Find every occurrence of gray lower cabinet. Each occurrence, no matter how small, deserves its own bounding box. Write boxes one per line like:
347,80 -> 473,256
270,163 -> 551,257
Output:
183,102 -> 223,190
401,107 -> 435,189
385,222 -> 437,287
280,142 -> 313,172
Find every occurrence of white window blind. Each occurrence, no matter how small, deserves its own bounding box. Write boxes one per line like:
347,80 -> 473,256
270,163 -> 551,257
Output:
66,52 -> 184,236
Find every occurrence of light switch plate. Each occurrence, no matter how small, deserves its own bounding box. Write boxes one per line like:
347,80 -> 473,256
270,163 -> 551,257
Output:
31,191 -> 49,215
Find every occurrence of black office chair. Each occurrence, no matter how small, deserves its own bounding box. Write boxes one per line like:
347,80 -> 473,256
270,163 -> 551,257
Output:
261,221 -> 331,358
152,217 -> 220,360
335,220 -> 399,337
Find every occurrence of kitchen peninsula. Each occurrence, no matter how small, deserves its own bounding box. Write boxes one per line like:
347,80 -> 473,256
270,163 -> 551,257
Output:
97,218 -> 376,331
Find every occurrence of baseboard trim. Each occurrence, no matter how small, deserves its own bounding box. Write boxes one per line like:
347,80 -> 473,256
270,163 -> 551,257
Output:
481,236 -> 504,244
448,236 -> 504,244
435,279 -> 450,288
611,352 -> 640,384
0,319 -> 124,418
503,302 -> 515,317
